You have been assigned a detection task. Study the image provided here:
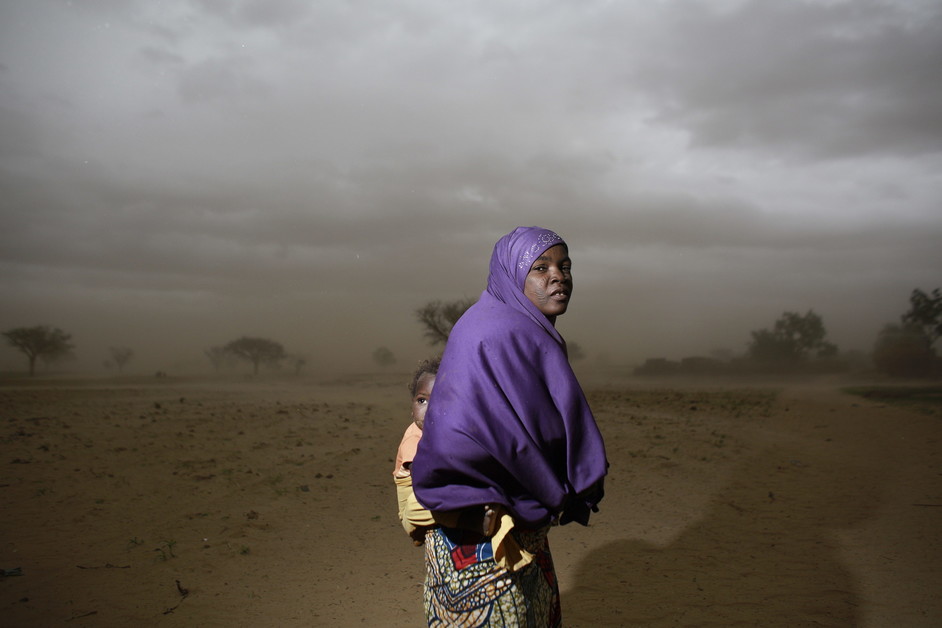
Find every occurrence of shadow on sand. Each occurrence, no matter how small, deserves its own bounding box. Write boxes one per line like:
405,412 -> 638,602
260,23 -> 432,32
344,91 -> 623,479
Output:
563,444 -> 882,627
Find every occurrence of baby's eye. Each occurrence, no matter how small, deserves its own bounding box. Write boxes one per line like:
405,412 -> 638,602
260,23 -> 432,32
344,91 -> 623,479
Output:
416,397 -> 429,405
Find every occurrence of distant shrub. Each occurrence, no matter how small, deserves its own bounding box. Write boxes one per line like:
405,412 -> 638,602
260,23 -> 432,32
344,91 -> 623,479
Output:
873,324 -> 937,378
634,358 -> 680,377
679,356 -> 726,376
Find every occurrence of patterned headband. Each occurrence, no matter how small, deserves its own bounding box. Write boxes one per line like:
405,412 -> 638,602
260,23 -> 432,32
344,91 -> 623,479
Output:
517,231 -> 564,269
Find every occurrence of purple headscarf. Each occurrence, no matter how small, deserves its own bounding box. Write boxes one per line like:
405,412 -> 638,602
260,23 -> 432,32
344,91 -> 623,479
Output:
411,226 -> 608,528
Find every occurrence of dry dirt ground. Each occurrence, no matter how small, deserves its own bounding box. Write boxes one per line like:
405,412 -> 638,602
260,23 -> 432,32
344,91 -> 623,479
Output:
0,373 -> 939,627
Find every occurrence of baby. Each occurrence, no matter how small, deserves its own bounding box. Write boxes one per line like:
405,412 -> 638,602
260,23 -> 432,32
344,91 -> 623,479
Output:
393,356 -> 500,546
393,357 -> 439,544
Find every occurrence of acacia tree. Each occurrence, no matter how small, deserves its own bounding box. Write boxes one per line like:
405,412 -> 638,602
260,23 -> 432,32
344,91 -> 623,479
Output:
109,346 -> 134,373
2,325 -> 75,376
415,298 -> 476,345
224,337 -> 286,375
748,310 -> 837,364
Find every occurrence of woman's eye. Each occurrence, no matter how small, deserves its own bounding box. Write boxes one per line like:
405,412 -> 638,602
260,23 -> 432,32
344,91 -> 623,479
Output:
416,397 -> 428,405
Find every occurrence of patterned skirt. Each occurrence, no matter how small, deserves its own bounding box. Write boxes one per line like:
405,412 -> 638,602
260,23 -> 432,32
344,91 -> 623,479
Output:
423,525 -> 561,627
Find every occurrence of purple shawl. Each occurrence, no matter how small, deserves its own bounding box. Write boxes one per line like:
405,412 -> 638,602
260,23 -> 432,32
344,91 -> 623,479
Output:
411,227 -> 608,528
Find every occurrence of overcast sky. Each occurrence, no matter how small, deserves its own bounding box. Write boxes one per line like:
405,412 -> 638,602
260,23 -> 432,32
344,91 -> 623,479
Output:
1,0 -> 940,374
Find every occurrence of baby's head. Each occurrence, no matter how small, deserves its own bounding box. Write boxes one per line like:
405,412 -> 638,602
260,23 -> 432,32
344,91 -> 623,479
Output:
409,356 -> 440,430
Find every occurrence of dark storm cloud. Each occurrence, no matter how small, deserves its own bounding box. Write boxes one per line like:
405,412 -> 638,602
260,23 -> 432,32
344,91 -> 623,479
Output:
625,0 -> 942,158
177,55 -> 271,104
1,0 -> 940,371
194,0 -> 295,26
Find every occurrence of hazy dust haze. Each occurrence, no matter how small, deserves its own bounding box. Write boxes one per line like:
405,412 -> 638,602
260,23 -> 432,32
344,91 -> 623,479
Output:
1,0 -> 940,375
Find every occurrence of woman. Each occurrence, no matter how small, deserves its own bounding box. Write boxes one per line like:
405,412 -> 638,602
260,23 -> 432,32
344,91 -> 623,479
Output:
412,226 -> 608,626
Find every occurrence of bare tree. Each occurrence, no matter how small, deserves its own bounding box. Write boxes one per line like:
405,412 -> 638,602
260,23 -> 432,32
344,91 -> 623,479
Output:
415,298 -> 476,345
224,337 -> 286,375
287,354 -> 308,376
109,346 -> 134,373
2,325 -> 75,376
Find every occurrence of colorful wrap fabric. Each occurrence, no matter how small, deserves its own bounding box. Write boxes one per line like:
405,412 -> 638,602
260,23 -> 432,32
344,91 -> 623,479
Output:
412,227 -> 608,528
424,525 -> 561,626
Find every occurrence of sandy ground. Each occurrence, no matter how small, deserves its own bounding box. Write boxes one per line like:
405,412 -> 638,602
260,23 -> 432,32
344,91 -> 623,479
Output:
0,372 -> 939,627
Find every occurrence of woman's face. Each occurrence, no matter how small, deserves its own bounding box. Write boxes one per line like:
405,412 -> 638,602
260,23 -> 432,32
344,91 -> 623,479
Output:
523,244 -> 572,323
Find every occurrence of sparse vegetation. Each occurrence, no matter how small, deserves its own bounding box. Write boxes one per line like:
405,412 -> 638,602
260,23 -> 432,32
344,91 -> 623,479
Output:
637,310 -> 847,377
872,288 -> 941,377
872,324 -> 935,377
108,346 -> 134,373
372,346 -> 396,368
415,298 -> 475,345
843,386 -> 942,417
2,325 -> 75,376
567,341 -> 586,362
902,288 -> 942,346
748,310 -> 837,364
205,345 -> 236,372
287,354 -> 307,376
266,473 -> 290,495
224,337 -> 286,375
154,539 -> 177,561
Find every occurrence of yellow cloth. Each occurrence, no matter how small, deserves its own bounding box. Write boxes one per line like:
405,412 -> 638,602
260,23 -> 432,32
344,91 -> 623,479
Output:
395,470 -> 534,571
394,475 -> 435,536
429,505 -> 534,572
489,506 -> 534,572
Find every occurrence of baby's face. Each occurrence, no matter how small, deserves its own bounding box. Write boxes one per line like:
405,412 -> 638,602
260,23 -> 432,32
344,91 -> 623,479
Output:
411,373 -> 436,430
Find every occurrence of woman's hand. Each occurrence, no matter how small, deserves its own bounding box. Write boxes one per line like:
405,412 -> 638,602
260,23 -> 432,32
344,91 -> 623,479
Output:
409,526 -> 428,546
483,505 -> 498,537
581,479 -> 605,509
455,504 -> 499,537
560,480 -> 605,526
